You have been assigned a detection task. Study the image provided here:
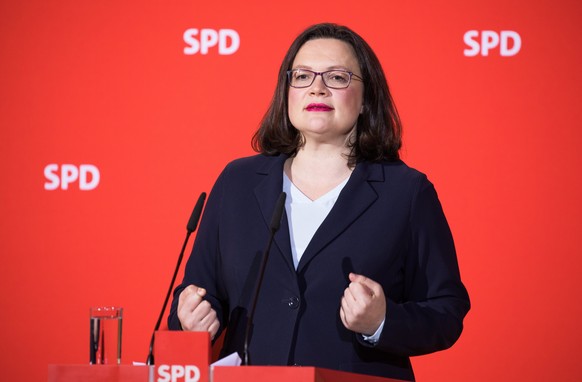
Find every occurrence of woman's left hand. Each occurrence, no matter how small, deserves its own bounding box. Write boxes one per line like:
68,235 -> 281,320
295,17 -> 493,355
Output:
340,273 -> 387,336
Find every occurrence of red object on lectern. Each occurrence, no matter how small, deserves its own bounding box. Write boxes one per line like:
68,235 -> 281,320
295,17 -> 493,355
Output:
154,331 -> 211,382
213,365 -> 405,382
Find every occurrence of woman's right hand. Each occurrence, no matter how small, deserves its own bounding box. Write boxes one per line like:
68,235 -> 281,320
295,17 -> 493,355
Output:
177,285 -> 220,340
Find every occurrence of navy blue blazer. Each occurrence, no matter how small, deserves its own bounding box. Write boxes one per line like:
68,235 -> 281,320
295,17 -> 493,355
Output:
169,154 -> 470,381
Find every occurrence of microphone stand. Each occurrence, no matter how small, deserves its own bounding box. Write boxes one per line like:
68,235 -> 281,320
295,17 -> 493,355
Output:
242,192 -> 286,365
146,192 -> 206,365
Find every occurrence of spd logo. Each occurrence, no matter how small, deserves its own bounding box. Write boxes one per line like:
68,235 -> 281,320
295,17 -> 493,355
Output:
157,364 -> 200,382
463,30 -> 521,57
44,164 -> 100,191
183,28 -> 240,55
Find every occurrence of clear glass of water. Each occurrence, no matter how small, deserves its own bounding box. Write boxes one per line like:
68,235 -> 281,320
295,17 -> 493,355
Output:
89,306 -> 123,365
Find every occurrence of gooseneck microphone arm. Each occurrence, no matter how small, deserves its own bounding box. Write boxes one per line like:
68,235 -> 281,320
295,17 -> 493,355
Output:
243,192 -> 287,366
146,192 -> 207,365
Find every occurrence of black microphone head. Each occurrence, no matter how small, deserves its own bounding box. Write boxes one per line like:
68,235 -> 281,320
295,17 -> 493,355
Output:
269,192 -> 286,232
187,192 -> 207,232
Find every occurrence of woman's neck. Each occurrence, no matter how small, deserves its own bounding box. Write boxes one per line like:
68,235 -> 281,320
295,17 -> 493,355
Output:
285,144 -> 353,201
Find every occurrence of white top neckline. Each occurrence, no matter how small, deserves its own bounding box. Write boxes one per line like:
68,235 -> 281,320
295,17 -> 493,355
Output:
283,172 -> 350,269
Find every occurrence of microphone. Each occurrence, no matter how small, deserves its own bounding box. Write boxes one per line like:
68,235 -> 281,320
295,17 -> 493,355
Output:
243,192 -> 286,366
146,192 -> 207,365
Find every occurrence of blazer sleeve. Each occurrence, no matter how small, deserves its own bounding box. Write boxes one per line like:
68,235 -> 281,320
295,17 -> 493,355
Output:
168,166 -> 229,335
370,175 -> 470,356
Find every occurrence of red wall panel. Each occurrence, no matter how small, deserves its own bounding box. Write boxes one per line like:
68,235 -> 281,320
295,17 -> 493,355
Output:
1,1 -> 581,381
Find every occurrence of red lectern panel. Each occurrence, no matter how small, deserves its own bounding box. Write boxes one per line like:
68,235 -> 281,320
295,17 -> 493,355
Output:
213,366 -> 404,382
47,365 -> 150,382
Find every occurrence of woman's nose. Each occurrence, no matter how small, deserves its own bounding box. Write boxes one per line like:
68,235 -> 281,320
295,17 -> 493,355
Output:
309,74 -> 329,95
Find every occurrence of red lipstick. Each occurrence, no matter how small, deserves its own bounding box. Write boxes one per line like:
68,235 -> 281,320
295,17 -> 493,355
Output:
306,103 -> 334,111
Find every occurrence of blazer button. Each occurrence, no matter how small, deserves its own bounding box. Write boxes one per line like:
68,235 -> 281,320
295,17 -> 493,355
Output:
288,296 -> 300,309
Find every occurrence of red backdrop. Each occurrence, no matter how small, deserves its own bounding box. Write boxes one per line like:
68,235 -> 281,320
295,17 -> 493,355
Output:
1,1 -> 581,381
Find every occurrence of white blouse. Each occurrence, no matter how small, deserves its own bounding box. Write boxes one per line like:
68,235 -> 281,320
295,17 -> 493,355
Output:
283,172 -> 349,269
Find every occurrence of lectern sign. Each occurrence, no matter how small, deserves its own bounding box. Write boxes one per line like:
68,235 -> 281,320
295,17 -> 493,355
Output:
157,365 -> 201,382
154,331 -> 211,382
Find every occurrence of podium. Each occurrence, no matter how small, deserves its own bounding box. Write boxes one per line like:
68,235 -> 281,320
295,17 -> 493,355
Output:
213,366 -> 403,382
48,365 -> 150,382
48,331 -> 405,382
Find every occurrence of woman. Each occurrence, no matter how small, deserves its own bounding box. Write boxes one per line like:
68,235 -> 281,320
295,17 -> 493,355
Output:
169,23 -> 470,381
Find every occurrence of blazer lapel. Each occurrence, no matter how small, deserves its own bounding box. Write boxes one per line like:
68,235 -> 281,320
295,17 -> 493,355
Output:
296,161 -> 383,273
253,155 -> 295,273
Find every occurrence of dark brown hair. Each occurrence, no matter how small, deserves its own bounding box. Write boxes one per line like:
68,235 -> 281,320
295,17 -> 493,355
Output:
251,23 -> 402,165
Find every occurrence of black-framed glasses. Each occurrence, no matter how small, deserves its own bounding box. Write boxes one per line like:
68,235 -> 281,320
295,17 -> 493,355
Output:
287,69 -> 363,89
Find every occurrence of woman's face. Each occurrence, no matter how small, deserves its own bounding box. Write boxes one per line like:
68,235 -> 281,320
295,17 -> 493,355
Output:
287,38 -> 364,146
